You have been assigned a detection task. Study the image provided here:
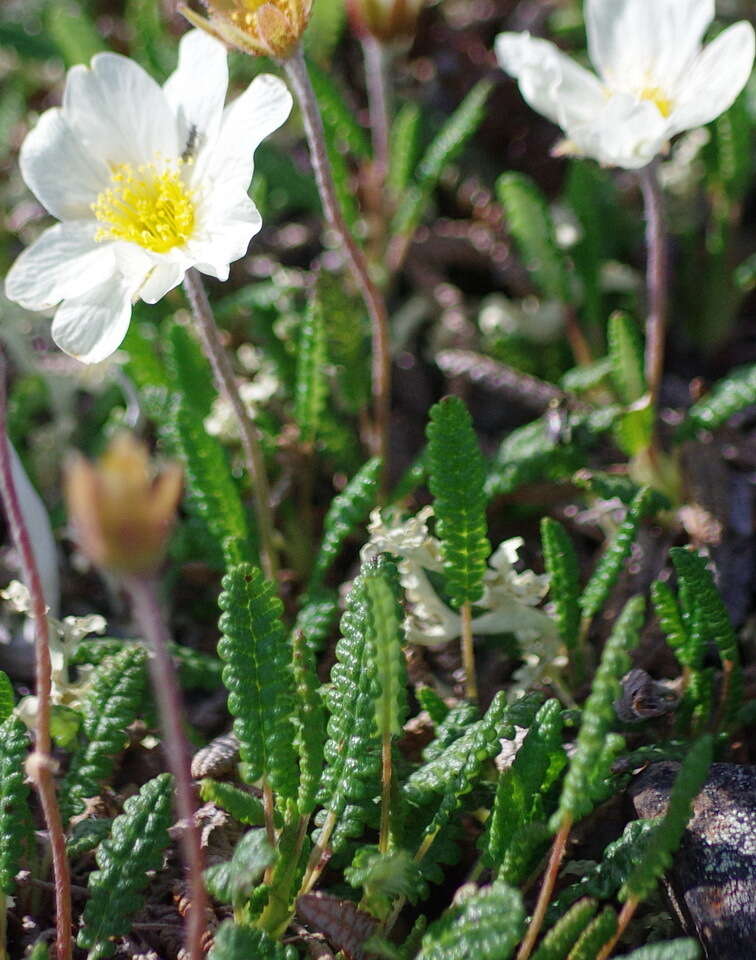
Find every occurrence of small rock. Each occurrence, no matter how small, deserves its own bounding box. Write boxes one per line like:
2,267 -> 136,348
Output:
630,762 -> 756,960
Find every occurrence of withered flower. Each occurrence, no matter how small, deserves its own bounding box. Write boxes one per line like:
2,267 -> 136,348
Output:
347,0 -> 425,45
180,0 -> 313,60
65,433 -> 182,577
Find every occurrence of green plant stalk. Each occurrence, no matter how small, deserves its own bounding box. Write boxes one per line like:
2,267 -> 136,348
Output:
460,602 -> 477,702
379,736 -> 393,854
0,361 -> 72,960
516,815 -> 573,960
299,808 -> 338,895
640,160 -> 668,419
125,576 -> 207,960
182,268 -> 278,581
282,47 -> 392,491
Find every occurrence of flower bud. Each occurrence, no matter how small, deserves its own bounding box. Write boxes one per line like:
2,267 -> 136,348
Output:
180,0 -> 313,60
64,433 -> 182,577
347,0 -> 425,45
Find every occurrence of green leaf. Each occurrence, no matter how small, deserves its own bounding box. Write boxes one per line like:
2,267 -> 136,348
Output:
166,322 -> 216,420
615,942 -> 700,960
125,0 -> 175,77
66,818 -> 114,858
415,882 -> 525,960
497,172 -> 572,303
651,580 -> 692,667
0,671 -> 14,721
318,568 -> 383,851
532,899 -> 598,960
608,312 -> 646,404
346,847 -> 425,917
292,629 -> 326,817
307,457 -> 383,588
171,397 -> 253,560
295,281 -> 329,445
77,774 -> 173,959
392,81 -> 492,239
62,647 -> 148,821
46,2 -> 106,66
622,736 -> 713,903
485,699 -> 565,870
389,101 -> 423,196
671,548 -> 742,719
199,779 -> 266,827
427,396 -> 490,608
0,716 -> 31,894
308,61 -> 370,157
204,829 -> 275,907
566,907 -> 617,960
676,363 -> 756,441
554,597 -> 644,827
303,0 -> 347,64
209,919 -> 297,960
579,487 -> 655,621
541,519 -> 581,652
363,557 -> 408,740
218,564 -> 298,799
405,692 -> 528,805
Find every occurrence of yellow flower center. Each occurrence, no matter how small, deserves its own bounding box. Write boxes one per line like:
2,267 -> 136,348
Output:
639,86 -> 673,118
92,159 -> 195,253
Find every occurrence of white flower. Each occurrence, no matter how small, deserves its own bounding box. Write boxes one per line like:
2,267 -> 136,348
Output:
4,30 -> 293,363
496,0 -> 755,169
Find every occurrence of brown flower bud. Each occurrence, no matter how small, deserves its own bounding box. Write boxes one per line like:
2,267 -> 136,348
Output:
347,0 -> 425,44
64,433 -> 182,577
180,0 -> 313,60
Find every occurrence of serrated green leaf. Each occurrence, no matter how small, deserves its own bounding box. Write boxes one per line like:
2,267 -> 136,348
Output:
427,396 -> 490,608
308,61 -> 370,157
0,671 -> 14,721
608,312 -> 646,404
541,519 -> 581,652
199,779 -> 266,826
392,81 -> 492,239
77,774 -> 173,959
554,597 -> 644,827
295,282 -> 328,445
676,363 -> 756,441
566,907 -> 617,960
532,899 -> 598,960
615,941 -> 700,960
389,101 -> 423,196
209,919 -> 297,960
218,564 -> 298,799
292,629 -> 326,817
579,487 -> 655,620
204,829 -> 275,907
0,716 -> 31,894
497,172 -> 572,303
416,882 -> 524,960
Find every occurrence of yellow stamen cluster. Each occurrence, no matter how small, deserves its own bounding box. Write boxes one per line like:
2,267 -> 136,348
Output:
92,159 -> 195,253
638,86 -> 673,118
181,0 -> 312,60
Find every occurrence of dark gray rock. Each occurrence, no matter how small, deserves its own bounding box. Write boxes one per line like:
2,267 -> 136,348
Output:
630,762 -> 756,960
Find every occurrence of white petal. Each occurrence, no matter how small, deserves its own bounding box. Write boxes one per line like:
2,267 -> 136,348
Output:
63,53 -> 179,168
51,274 -> 134,364
569,94 -> 669,169
19,108 -> 109,221
495,32 -> 605,131
586,0 -> 714,89
4,221 -> 116,310
197,74 -> 293,192
138,262 -> 186,303
667,22 -> 756,136
189,188 -> 262,279
163,29 -> 229,156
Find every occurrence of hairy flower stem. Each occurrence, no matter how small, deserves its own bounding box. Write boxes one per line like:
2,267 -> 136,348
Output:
460,601 -> 477,702
126,576 -> 207,960
596,897 -> 638,960
641,160 -> 668,418
0,361 -> 72,960
516,815 -> 573,960
283,48 -> 392,491
183,268 -> 278,581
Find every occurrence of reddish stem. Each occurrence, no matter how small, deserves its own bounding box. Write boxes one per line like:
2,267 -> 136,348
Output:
126,576 -> 208,960
0,358 -> 72,960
